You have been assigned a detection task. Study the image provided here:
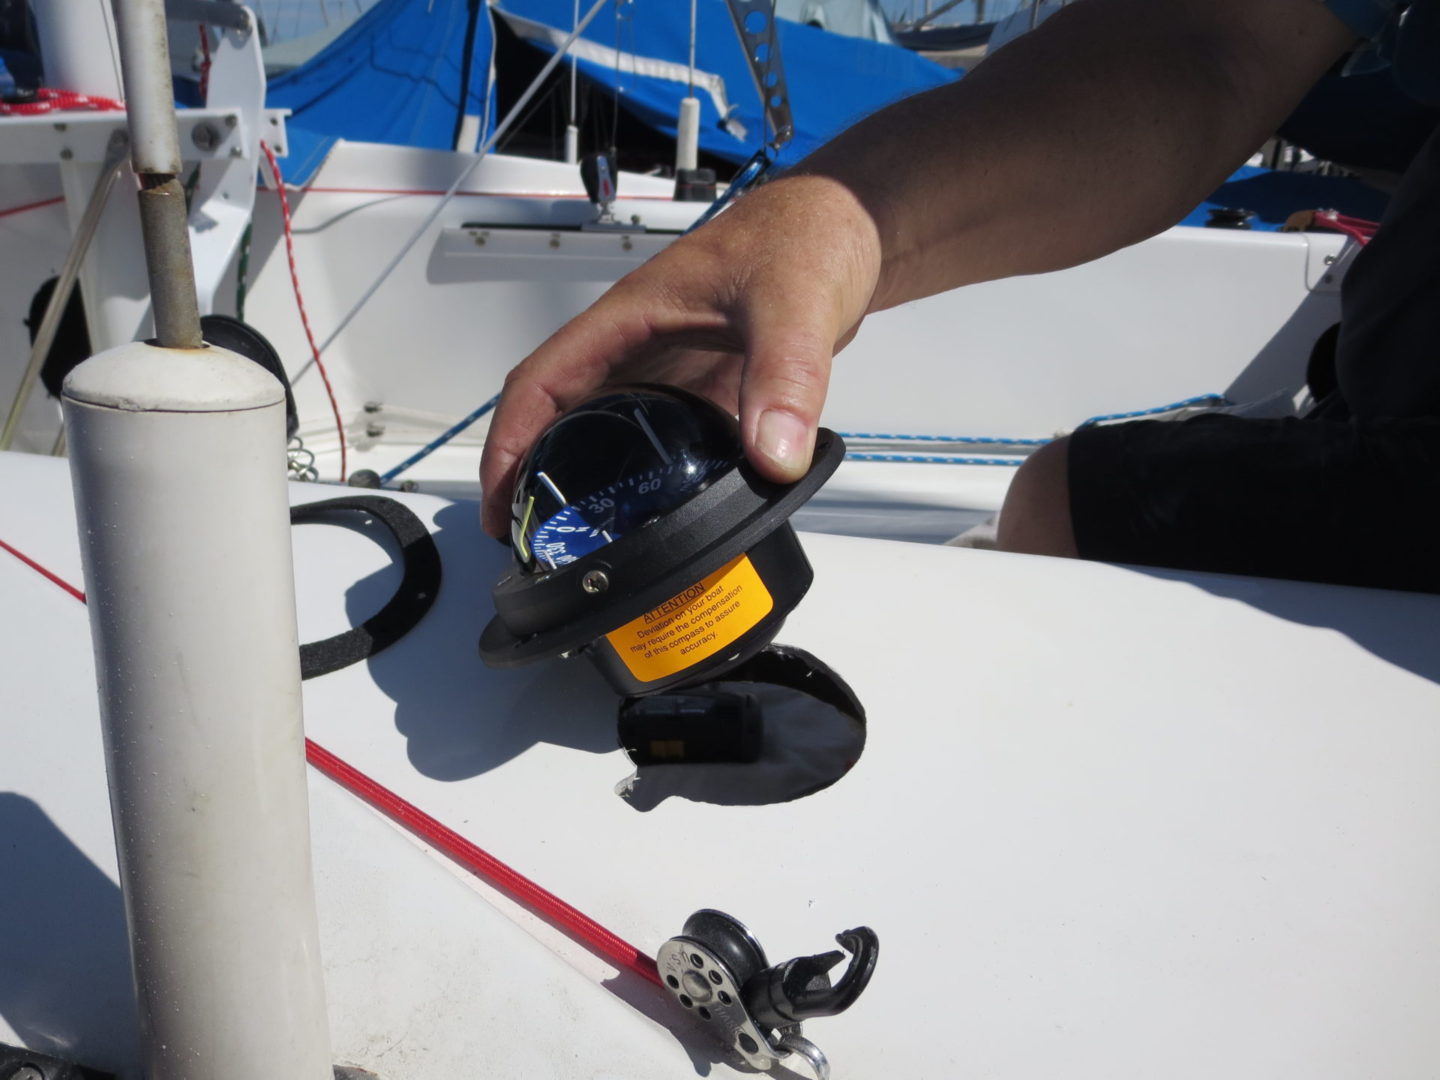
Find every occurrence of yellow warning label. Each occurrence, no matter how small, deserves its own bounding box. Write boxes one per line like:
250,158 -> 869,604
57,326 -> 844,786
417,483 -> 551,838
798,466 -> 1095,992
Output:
606,554 -> 773,683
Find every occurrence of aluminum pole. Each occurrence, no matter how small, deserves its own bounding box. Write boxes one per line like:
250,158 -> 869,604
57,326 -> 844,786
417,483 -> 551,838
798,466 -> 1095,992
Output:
112,0 -> 202,348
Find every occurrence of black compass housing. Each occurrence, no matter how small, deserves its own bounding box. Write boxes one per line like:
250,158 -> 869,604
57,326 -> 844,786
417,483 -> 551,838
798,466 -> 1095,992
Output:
479,386 -> 844,696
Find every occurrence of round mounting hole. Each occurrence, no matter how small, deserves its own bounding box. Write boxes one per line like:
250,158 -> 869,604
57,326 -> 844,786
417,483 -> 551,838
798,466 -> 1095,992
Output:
615,648 -> 865,812
666,974 -> 679,989
679,994 -> 694,1009
738,1033 -> 759,1054
690,953 -> 706,968
698,1006 -> 712,1020
708,970 -> 723,985
718,990 -> 732,1005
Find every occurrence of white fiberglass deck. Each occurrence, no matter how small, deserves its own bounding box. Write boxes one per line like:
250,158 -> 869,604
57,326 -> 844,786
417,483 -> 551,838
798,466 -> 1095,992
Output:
3,450 -> 1438,1078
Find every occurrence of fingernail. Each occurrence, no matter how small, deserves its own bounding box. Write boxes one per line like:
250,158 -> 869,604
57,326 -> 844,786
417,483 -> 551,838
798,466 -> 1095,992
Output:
755,409 -> 809,474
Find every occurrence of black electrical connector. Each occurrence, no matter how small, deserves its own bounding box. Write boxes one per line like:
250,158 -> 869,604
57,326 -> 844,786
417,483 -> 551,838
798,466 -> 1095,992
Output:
618,688 -> 764,765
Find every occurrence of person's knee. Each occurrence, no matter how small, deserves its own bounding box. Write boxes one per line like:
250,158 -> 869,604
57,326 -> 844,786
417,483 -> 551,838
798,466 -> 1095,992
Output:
996,436 -> 1079,557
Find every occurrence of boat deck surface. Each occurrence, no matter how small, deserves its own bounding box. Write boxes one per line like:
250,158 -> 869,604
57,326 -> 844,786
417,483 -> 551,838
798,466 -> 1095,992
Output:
3,450 -> 1439,1078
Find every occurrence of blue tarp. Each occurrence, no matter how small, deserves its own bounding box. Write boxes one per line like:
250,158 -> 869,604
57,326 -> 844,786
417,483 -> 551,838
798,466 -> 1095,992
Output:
494,0 -> 958,166
267,0 -> 496,183
261,0 -> 1389,229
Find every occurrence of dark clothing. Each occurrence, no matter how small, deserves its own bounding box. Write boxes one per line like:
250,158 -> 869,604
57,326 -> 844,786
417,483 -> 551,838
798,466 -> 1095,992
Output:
1336,126 -> 1440,419
1069,414 -> 1440,592
1069,117 -> 1440,592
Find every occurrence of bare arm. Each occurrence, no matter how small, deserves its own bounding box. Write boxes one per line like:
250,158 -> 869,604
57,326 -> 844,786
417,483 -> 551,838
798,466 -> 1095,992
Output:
480,0 -> 1355,536
818,0 -> 1357,307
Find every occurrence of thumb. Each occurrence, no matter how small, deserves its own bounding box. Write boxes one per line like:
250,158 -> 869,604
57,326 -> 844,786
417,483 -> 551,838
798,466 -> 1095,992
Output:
737,299 -> 836,484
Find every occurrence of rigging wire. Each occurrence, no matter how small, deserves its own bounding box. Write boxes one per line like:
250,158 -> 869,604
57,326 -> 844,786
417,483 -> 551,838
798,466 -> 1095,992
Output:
688,0 -> 697,96
291,0 -> 612,381
262,140 -> 349,482
0,131 -> 128,452
610,0 -> 623,157
494,74 -> 566,156
569,0 -> 580,130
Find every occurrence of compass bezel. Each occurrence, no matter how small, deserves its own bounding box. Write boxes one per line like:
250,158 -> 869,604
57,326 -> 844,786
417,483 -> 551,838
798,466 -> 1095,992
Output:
480,427 -> 844,670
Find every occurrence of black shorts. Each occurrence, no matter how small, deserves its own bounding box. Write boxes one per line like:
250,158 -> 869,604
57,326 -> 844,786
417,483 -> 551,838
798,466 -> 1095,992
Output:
1067,413 -> 1440,593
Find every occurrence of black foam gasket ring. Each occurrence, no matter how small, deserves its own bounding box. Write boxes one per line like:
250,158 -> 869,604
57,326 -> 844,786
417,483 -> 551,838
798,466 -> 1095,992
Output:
292,495 -> 442,679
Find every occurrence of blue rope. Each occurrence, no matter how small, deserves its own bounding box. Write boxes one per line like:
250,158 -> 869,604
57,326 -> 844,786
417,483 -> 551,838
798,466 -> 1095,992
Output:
683,148 -> 774,235
839,393 -> 1228,449
1077,393 -> 1229,428
378,391 -> 1228,482
378,394 -> 500,485
844,453 -> 1025,466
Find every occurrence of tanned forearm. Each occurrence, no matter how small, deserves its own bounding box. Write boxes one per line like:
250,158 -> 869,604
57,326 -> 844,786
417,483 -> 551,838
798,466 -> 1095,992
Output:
789,0 -> 1357,312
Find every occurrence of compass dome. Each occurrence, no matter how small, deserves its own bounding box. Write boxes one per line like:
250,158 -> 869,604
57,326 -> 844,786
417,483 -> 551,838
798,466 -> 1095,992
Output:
509,386 -> 741,572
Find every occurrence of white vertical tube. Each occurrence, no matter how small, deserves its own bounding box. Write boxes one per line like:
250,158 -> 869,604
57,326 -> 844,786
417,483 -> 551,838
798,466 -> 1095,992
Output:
32,0 -> 152,353
565,123 -> 580,164
63,342 -> 333,1080
676,96 -> 700,172
31,0 -> 123,96
111,0 -> 182,175
677,0 -> 699,173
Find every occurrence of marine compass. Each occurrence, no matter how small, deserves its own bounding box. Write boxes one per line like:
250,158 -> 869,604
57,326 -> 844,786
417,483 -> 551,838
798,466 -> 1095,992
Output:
479,385 -> 844,696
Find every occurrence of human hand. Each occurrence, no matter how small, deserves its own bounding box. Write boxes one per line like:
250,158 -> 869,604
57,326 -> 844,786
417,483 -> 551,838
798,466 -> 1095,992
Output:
479,173 -> 884,537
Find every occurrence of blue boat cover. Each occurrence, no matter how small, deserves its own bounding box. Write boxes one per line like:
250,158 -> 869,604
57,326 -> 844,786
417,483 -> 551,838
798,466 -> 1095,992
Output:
267,0 -> 497,184
494,0 -> 958,166
261,0 -> 1388,228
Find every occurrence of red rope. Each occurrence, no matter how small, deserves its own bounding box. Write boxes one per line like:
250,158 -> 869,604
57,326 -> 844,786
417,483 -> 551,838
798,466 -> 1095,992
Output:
0,533 -> 660,987
0,89 -> 125,117
198,25 -> 213,104
261,140 -> 348,482
0,195 -> 65,219
294,186 -> 672,201
1313,209 -> 1378,246
1284,208 -> 1379,246
0,537 -> 86,602
305,739 -> 662,986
